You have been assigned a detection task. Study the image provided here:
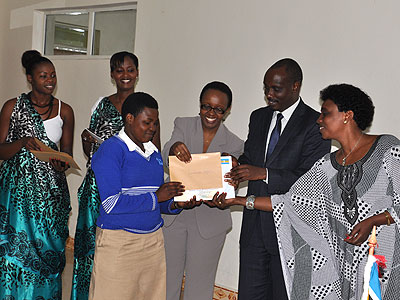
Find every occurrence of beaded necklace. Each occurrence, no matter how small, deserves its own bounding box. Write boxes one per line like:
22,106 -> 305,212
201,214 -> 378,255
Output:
28,92 -> 54,121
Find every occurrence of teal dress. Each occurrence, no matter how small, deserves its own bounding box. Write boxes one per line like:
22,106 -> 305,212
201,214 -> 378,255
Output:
0,93 -> 70,300
71,97 -> 123,300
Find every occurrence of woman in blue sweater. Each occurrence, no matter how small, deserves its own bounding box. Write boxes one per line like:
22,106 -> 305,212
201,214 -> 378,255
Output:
88,92 -> 192,300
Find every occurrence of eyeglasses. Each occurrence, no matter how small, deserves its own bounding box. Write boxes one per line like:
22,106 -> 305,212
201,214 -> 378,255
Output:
200,104 -> 226,115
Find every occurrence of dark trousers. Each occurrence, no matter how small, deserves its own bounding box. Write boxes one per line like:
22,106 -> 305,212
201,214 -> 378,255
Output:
238,213 -> 288,300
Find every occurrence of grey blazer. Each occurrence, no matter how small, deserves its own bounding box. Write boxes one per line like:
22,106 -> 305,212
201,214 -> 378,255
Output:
162,116 -> 244,239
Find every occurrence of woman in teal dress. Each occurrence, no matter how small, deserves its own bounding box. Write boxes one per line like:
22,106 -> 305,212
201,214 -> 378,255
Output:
71,51 -> 161,300
0,50 -> 75,299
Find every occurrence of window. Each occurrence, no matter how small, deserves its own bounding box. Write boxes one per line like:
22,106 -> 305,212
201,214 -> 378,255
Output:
40,3 -> 136,56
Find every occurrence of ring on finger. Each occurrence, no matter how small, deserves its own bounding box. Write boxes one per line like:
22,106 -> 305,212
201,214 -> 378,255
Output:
177,151 -> 181,156
218,201 -> 222,205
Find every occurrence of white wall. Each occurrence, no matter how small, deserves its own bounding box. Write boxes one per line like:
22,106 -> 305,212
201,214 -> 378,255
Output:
1,0 -> 400,291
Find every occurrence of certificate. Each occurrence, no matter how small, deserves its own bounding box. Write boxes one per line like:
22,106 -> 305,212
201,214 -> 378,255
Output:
84,128 -> 104,144
30,138 -> 81,169
169,152 -> 235,201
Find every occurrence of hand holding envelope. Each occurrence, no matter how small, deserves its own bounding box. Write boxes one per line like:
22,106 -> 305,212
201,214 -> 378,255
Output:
30,138 -> 80,170
83,128 -> 104,144
169,152 -> 235,202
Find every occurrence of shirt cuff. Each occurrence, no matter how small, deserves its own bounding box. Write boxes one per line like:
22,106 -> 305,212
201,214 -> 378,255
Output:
262,167 -> 269,183
168,199 -> 182,214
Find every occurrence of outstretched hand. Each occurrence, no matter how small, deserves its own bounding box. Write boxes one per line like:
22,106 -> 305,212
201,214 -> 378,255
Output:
174,195 -> 203,209
204,192 -> 239,210
156,182 -> 185,202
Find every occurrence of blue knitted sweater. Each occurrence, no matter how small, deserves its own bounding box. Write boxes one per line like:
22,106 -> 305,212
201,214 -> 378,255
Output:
92,132 -> 180,234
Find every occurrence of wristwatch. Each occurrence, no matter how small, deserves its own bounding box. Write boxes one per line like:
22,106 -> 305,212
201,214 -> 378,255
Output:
245,195 -> 256,210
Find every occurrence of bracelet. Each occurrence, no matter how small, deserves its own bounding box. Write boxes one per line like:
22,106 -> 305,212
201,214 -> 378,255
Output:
383,211 -> 391,226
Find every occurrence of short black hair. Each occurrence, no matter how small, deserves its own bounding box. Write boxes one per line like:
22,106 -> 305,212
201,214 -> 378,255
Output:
21,50 -> 53,76
199,81 -> 233,108
110,51 -> 139,72
269,58 -> 303,84
121,92 -> 158,121
320,83 -> 375,130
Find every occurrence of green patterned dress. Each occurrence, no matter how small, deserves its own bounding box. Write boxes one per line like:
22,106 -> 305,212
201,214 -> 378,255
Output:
70,97 -> 123,300
0,94 -> 70,300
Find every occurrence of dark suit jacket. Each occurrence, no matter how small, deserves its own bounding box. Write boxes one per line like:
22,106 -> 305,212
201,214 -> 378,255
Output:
239,99 -> 331,253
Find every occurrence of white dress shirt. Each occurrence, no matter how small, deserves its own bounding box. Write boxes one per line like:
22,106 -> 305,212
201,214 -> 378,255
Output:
264,97 -> 301,182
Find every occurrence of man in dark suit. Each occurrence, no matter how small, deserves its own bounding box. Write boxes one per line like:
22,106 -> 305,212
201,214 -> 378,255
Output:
229,58 -> 331,300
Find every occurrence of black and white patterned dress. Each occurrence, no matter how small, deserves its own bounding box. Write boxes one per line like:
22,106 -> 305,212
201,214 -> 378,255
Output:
0,93 -> 70,300
272,135 -> 400,300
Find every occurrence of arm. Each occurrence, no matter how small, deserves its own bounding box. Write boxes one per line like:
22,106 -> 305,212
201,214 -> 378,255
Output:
210,194 -> 273,211
345,212 -> 394,246
0,98 -> 41,160
161,196 -> 203,214
160,199 -> 182,214
82,101 -> 102,157
346,143 -> 400,246
49,101 -> 74,172
59,101 -> 75,156
81,129 -> 95,157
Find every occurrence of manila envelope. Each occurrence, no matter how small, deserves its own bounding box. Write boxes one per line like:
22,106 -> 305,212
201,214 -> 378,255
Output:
169,152 -> 222,201
30,138 -> 81,169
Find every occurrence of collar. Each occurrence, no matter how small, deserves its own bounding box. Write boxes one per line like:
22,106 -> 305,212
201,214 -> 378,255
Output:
118,127 -> 158,158
277,97 -> 301,120
195,116 -> 227,146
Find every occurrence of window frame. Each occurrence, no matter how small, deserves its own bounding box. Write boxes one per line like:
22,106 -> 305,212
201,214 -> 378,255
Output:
32,2 -> 137,59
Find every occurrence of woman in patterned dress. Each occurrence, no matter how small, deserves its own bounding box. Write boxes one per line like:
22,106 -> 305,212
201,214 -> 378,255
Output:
71,52 -> 161,300
222,84 -> 400,299
0,50 -> 75,299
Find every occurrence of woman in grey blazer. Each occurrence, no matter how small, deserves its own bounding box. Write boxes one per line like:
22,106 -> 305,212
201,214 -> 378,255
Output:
162,81 -> 244,300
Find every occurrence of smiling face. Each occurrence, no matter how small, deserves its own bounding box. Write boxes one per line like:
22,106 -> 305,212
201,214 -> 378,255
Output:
199,88 -> 229,132
317,99 -> 346,140
111,56 -> 138,92
263,66 -> 300,112
27,62 -> 56,95
124,107 -> 159,149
